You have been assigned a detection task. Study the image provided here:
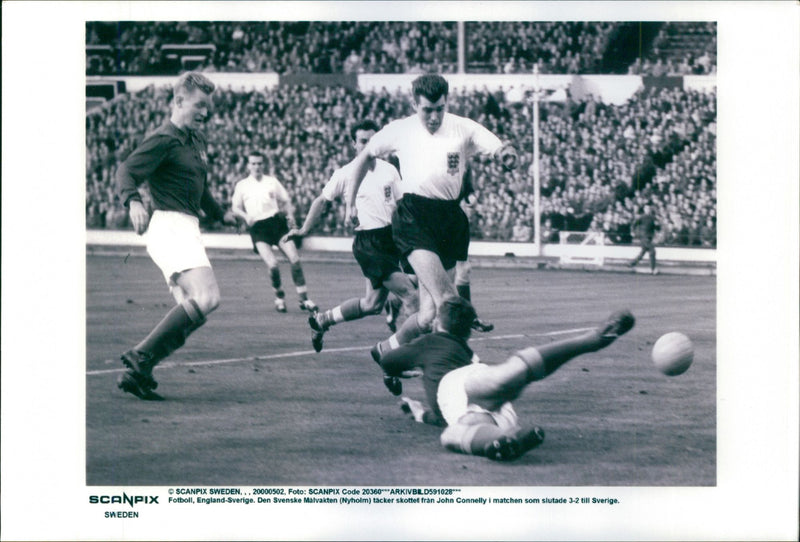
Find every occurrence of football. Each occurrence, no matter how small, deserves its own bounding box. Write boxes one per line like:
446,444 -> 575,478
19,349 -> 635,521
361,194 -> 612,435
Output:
652,332 -> 694,376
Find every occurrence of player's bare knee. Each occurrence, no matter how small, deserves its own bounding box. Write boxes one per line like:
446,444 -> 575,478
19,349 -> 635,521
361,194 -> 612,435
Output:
192,288 -> 220,315
362,297 -> 385,315
440,426 -> 457,447
416,312 -> 434,333
440,424 -> 469,451
511,349 -> 546,381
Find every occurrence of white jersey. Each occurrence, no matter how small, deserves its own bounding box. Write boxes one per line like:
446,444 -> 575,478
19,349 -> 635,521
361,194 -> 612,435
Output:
366,112 -> 503,200
324,159 -> 401,231
232,174 -> 289,221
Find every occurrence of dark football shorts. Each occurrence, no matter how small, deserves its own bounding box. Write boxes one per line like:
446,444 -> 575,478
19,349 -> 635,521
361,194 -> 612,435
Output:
392,194 -> 469,270
353,225 -> 407,289
249,214 -> 290,252
639,234 -> 656,250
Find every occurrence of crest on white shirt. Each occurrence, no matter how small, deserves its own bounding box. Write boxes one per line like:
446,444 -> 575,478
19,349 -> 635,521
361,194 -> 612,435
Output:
447,152 -> 460,175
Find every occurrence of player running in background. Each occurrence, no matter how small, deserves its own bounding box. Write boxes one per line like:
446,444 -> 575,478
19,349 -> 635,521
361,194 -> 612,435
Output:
382,296 -> 635,461
346,74 -> 518,363
116,72 -> 236,400
283,120 -> 419,353
627,202 -> 660,275
231,152 -> 317,313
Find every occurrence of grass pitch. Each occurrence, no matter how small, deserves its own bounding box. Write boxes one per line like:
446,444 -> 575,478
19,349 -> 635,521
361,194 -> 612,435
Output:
86,253 -> 715,486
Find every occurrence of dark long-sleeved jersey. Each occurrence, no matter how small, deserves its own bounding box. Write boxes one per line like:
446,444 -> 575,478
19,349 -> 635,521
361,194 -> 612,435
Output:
380,332 -> 474,425
633,213 -> 659,239
117,121 -> 225,221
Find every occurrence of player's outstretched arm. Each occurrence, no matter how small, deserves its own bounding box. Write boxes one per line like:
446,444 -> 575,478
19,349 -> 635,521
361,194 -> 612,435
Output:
380,340 -> 425,375
344,150 -> 376,223
276,188 -> 297,229
282,194 -> 327,243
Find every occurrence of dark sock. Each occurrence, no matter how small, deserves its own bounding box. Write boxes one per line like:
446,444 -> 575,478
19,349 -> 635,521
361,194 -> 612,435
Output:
135,301 -> 206,363
318,298 -> 363,329
513,425 -> 545,452
516,330 -> 603,380
269,266 -> 282,290
290,262 -> 305,286
340,298 -> 363,321
456,283 -> 471,301
291,262 -> 310,302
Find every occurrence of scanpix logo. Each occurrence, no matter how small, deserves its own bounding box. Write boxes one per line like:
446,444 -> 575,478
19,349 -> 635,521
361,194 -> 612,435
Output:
88,493 -> 159,507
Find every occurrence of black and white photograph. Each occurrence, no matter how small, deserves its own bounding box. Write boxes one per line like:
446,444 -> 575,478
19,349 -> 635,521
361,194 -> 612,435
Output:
2,2 -> 798,541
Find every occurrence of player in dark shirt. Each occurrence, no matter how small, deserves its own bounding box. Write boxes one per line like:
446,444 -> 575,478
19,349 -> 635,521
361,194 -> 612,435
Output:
380,296 -> 635,461
628,203 -> 660,275
381,323 -> 476,423
115,72 -> 234,400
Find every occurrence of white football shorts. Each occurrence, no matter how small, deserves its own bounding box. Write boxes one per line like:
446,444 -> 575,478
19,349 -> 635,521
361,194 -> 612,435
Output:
437,363 -> 519,431
146,210 -> 211,284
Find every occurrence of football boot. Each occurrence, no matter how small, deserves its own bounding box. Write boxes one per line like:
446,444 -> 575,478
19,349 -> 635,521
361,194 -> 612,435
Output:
597,310 -> 635,347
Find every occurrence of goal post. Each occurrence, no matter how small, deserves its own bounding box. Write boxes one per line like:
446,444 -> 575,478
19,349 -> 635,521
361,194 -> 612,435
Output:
558,231 -> 606,266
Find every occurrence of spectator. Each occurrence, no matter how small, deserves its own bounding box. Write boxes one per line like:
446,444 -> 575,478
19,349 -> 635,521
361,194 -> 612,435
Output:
86,21 -> 714,77
86,79 -> 716,247
343,50 -> 362,73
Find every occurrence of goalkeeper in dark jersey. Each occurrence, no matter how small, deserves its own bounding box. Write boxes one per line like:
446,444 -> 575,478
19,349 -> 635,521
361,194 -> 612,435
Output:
379,296 -> 635,461
115,72 -> 235,400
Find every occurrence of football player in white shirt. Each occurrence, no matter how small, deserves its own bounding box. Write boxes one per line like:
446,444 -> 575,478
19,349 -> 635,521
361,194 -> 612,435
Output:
231,152 -> 317,313
283,121 -> 420,364
346,74 -> 518,362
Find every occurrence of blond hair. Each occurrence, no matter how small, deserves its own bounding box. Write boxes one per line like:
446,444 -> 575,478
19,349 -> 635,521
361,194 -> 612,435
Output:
173,72 -> 215,97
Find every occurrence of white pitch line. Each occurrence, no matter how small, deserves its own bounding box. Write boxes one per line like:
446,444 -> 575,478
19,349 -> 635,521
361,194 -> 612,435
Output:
533,327 -> 595,337
87,328 -> 595,376
90,347 -> 349,375
471,334 -> 525,341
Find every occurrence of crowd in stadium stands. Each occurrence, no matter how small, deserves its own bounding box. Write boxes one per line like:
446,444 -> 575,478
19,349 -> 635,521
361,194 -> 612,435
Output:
465,21 -> 615,74
86,21 -> 716,77
86,79 -> 716,247
86,21 -> 459,75
628,22 -> 716,76
86,21 -> 716,245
